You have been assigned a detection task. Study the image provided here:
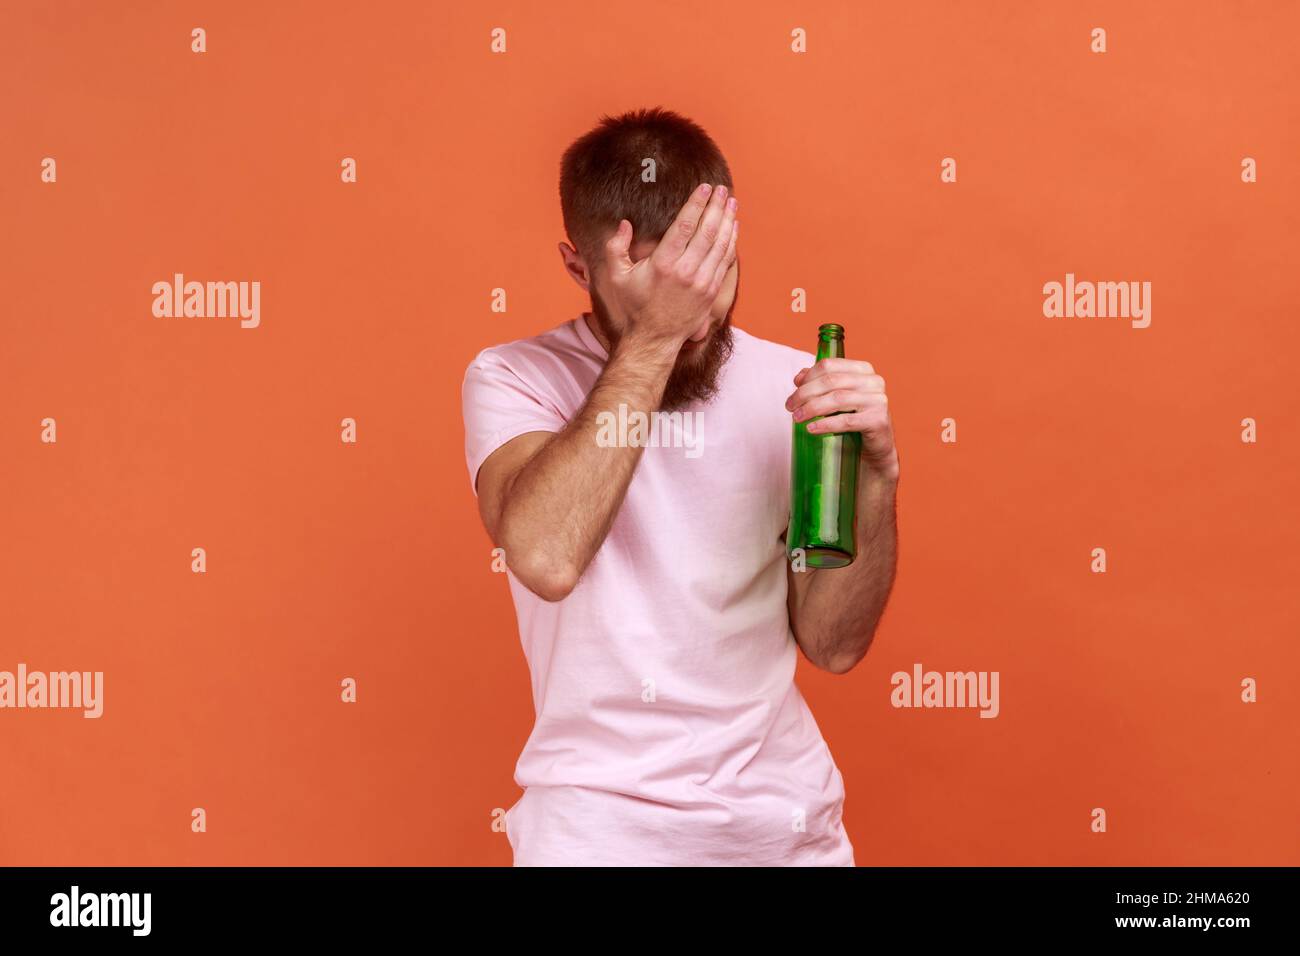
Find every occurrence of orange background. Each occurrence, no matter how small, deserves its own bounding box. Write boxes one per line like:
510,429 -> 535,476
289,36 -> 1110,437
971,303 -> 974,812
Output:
2,0 -> 1297,866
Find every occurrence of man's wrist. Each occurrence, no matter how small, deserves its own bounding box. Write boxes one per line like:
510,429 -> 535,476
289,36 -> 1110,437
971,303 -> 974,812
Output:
612,325 -> 684,368
862,461 -> 900,491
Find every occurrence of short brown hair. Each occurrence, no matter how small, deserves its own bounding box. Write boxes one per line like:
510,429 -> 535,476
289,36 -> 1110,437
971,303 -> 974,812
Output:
560,107 -> 734,264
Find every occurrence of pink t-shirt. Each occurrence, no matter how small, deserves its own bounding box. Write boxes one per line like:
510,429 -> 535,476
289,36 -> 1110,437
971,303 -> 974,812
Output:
461,316 -> 855,866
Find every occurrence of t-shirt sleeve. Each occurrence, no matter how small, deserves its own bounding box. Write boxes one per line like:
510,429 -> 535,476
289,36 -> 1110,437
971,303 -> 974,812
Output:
461,349 -> 566,496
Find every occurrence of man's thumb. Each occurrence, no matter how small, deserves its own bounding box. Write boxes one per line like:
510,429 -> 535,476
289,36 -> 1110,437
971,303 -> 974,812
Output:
604,219 -> 634,271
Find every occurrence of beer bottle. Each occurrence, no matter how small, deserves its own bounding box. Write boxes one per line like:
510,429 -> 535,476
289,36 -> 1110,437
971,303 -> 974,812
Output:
788,324 -> 861,568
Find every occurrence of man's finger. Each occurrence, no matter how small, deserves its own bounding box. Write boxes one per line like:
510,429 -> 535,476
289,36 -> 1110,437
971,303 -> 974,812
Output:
786,372 -> 886,412
699,197 -> 737,290
707,217 -> 739,297
794,357 -> 876,385
651,183 -> 713,265
806,408 -> 890,435
677,185 -> 729,274
796,389 -> 887,425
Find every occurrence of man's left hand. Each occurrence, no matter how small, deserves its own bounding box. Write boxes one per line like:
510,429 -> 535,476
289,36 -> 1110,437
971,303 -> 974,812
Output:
785,358 -> 899,481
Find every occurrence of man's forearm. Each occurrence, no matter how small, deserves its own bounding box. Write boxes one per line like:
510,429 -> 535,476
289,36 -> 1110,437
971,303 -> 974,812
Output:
498,331 -> 678,597
789,471 -> 898,673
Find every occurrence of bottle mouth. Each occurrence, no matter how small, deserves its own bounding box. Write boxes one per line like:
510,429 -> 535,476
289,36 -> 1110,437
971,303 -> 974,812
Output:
818,323 -> 845,338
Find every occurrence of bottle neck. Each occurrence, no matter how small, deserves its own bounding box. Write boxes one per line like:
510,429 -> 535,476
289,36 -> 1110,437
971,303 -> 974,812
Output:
816,334 -> 845,361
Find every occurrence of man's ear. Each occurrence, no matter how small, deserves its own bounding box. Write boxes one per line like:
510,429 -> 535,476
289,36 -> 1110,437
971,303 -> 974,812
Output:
558,241 -> 592,291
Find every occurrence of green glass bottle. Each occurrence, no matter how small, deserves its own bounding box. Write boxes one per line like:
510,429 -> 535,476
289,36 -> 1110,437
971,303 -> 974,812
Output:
788,324 -> 862,569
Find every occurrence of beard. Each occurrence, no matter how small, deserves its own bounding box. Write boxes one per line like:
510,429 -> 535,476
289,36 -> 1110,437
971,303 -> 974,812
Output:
589,284 -> 737,413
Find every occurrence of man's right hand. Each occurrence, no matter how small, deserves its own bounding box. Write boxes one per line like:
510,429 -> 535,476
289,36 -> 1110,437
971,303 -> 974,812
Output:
600,182 -> 739,349
474,182 -> 738,603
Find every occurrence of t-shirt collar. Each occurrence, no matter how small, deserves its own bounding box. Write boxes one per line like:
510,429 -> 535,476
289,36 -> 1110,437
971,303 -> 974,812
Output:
574,312 -> 609,360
